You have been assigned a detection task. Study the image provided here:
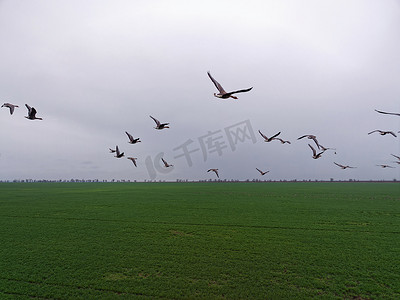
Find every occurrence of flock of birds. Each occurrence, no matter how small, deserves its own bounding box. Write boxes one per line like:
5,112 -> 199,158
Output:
2,71 -> 400,180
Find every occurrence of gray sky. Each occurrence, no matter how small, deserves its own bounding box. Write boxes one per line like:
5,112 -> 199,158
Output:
1,0 -> 399,181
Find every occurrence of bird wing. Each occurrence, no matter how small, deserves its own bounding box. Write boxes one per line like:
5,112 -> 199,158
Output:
258,130 -> 269,141
161,158 -> 168,167
25,104 -> 32,114
375,109 -> 400,116
308,144 -> 316,156
391,154 -> 400,160
215,170 -> 219,178
150,115 -> 160,126
207,71 -> 226,94
297,135 -> 308,140
389,131 -> 397,137
256,168 -> 263,174
270,132 -> 281,139
125,131 -> 134,142
368,130 -> 378,134
115,146 -> 120,156
334,162 -> 344,168
228,87 -> 253,95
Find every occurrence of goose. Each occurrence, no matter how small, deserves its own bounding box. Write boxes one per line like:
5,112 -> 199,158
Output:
161,158 -> 173,167
258,130 -> 281,142
25,104 -> 42,120
150,115 -> 169,129
298,134 -> 320,149
127,157 -> 138,167
376,164 -> 395,168
125,131 -> 141,144
1,103 -> 19,115
207,71 -> 252,99
207,168 -> 219,178
256,168 -> 269,175
375,109 -> 400,116
114,146 -> 124,158
334,162 -> 356,169
275,138 -> 291,144
308,144 -> 324,159
368,130 -> 397,137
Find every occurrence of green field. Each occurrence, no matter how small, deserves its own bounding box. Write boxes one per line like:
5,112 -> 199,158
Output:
0,182 -> 399,299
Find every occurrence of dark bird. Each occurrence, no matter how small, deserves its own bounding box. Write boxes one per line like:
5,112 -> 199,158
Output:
127,157 -> 138,167
207,168 -> 219,178
114,146 -> 124,158
334,162 -> 356,169
375,109 -> 400,116
150,115 -> 169,129
376,164 -> 395,168
256,168 -> 269,175
258,130 -> 281,142
368,130 -> 397,137
125,131 -> 141,144
207,71 -> 252,99
275,138 -> 291,144
25,104 -> 42,120
308,144 -> 324,159
298,134 -> 320,149
161,158 -> 173,167
1,103 -> 19,115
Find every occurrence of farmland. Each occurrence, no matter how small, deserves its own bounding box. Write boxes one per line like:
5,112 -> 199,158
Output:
0,182 -> 399,299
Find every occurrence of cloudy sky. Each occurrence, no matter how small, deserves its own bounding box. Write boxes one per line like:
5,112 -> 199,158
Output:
0,0 -> 399,181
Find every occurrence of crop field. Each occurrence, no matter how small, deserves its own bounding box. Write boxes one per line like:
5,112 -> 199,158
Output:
0,182 -> 399,299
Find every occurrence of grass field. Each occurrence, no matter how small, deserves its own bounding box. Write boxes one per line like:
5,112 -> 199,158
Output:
0,182 -> 399,299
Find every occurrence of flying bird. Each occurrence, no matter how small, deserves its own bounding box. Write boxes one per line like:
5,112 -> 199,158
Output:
150,115 -> 169,129
207,71 -> 252,99
368,130 -> 397,137
298,135 -> 320,149
374,109 -> 400,116
114,146 -> 124,158
207,168 -> 219,178
125,131 -> 141,144
25,104 -> 42,120
127,157 -> 138,167
334,162 -> 356,169
1,103 -> 19,115
308,144 -> 324,159
256,168 -> 269,175
376,164 -> 395,168
161,158 -> 173,168
258,130 -> 281,142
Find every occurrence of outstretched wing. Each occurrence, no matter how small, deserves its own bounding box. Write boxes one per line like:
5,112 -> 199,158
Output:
375,109 -> 400,116
258,130 -> 269,141
150,115 -> 160,126
228,87 -> 253,95
161,158 -> 168,167
308,144 -> 316,156
125,131 -> 134,142
207,71 -> 226,94
391,154 -> 400,160
368,130 -> 379,135
270,132 -> 281,140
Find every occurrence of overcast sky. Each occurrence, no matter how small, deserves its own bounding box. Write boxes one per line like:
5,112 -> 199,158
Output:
0,0 -> 399,181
